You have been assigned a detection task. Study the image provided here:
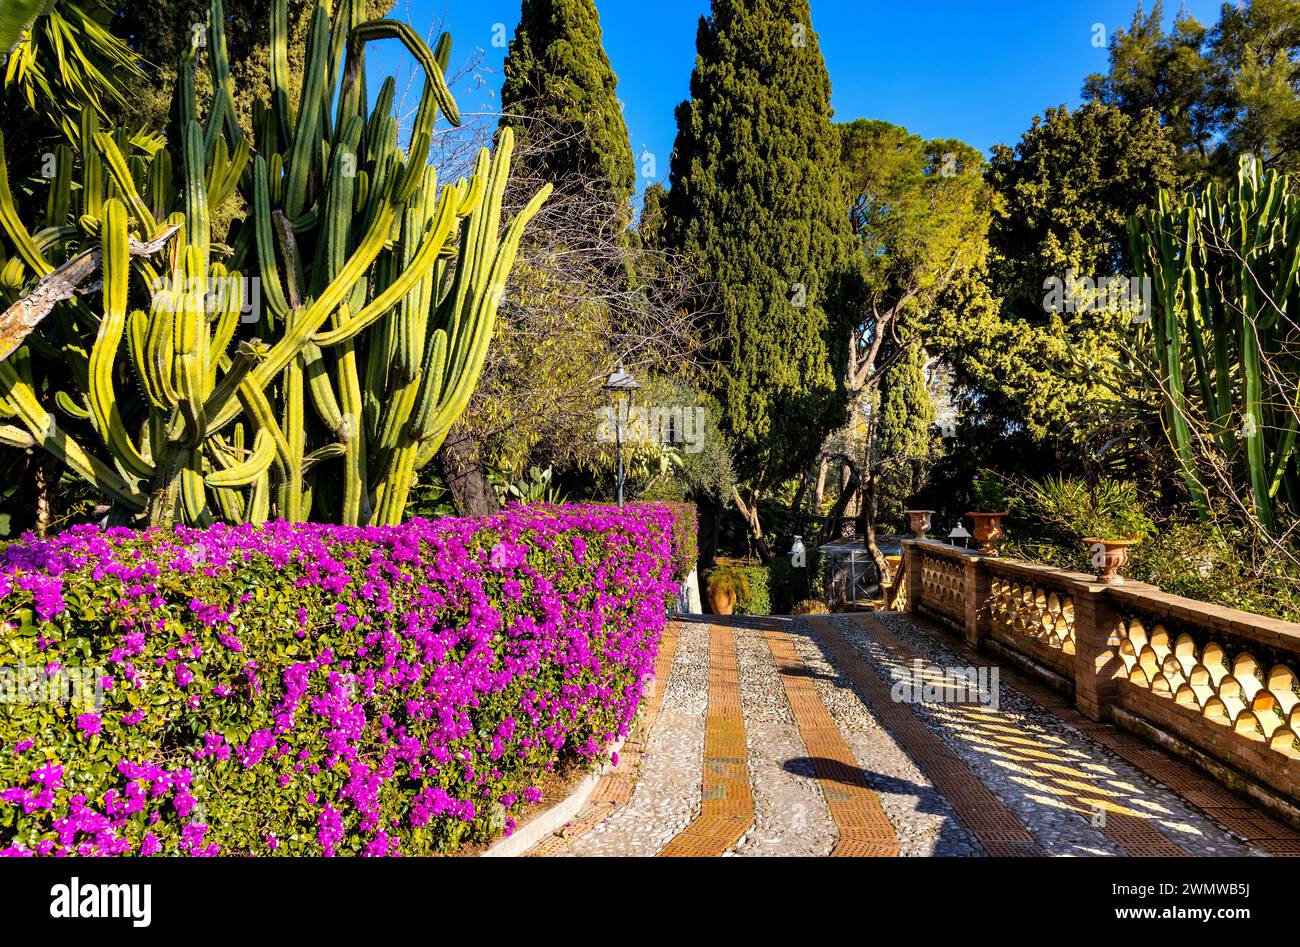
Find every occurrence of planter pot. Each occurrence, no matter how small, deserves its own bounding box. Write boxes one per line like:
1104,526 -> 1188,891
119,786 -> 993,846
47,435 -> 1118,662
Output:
965,512 -> 1007,556
708,587 -> 736,616
1084,538 -> 1138,585
905,510 -> 935,539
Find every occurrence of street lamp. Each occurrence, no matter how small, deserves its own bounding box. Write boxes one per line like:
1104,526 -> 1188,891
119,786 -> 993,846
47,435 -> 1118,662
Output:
602,364 -> 639,507
949,523 -> 972,549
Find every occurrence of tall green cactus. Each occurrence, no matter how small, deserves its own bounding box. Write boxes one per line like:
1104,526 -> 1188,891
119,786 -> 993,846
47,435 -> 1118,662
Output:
0,0 -> 549,528
1130,156 -> 1300,534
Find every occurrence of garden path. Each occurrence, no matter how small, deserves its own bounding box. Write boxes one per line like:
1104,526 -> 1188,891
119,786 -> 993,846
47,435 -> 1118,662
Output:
528,611 -> 1300,857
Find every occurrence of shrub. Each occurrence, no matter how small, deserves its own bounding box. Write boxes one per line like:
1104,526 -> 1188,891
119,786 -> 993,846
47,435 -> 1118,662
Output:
1009,475 -> 1154,542
638,502 -> 697,582
767,553 -> 823,614
0,504 -> 678,856
791,599 -> 829,615
702,559 -> 770,615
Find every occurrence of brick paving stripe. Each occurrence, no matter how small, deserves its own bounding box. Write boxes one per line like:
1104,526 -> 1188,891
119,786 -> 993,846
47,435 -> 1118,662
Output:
658,619 -> 754,856
764,630 -> 899,856
806,615 -> 1046,856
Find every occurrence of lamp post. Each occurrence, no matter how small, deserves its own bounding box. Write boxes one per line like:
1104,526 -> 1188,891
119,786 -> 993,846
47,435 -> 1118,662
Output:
949,524 -> 972,549
602,364 -> 639,507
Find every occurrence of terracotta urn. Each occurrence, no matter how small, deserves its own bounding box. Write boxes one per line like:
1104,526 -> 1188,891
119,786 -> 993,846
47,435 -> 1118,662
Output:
965,512 -> 1007,556
905,510 -> 935,539
708,586 -> 736,616
1084,538 -> 1138,585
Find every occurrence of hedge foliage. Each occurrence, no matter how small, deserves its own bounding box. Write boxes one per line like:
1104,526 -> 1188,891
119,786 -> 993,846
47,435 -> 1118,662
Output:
0,503 -> 688,856
644,502 -> 697,582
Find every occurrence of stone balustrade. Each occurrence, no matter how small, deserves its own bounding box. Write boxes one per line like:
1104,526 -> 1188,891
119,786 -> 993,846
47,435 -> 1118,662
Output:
901,539 -> 1300,810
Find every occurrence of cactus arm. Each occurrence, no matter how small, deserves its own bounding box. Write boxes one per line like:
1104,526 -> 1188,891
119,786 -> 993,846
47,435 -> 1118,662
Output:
143,153 -> 171,230
80,110 -> 104,225
0,423 -> 34,448
92,132 -> 159,237
87,200 -> 155,478
430,183 -> 551,440
234,374 -> 296,520
207,265 -> 244,379
269,0 -> 295,150
183,121 -> 210,267
284,4 -> 329,221
46,144 -> 72,226
206,0 -> 243,146
252,155 -> 291,323
0,132 -> 53,276
0,360 -> 145,509
312,183 -> 461,347
341,21 -> 459,128
54,389 -> 91,420
206,428 -> 276,487
180,451 -> 213,526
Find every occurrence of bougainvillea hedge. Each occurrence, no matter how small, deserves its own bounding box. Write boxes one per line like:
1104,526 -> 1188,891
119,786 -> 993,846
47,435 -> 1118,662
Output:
0,503 -> 686,856
638,502 -> 697,581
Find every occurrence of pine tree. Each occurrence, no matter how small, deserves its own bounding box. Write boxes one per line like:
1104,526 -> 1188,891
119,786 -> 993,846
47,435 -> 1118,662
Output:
663,0 -> 858,558
500,0 -> 635,210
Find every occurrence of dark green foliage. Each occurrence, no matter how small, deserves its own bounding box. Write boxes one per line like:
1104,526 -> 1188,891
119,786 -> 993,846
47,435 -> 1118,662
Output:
109,0 -> 392,141
500,0 -> 635,210
931,102 -> 1180,452
663,0 -> 858,491
1086,0 -> 1300,181
877,344 -> 933,465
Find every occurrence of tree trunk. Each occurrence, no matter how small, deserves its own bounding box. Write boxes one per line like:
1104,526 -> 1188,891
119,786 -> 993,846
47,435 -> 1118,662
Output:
813,457 -> 829,507
732,485 -> 773,564
698,494 -> 722,569
816,460 -> 860,547
437,423 -> 499,518
862,466 -> 893,586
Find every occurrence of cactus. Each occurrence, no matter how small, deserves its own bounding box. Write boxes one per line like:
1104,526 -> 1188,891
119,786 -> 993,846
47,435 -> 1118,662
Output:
0,0 -> 549,527
1130,156 -> 1300,534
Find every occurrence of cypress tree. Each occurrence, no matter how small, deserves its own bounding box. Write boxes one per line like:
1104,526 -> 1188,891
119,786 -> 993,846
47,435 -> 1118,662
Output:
664,0 -> 857,556
500,0 -> 636,209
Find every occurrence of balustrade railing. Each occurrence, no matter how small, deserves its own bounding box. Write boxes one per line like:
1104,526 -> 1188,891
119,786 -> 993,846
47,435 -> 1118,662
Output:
899,538 -> 1300,810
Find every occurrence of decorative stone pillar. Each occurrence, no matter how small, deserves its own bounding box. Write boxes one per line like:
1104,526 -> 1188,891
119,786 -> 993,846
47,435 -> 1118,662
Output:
962,555 -> 991,651
903,539 -> 923,615
1070,581 -> 1147,721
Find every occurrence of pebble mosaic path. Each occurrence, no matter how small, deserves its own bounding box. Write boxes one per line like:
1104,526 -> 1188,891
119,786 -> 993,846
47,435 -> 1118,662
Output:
528,611 -> 1292,857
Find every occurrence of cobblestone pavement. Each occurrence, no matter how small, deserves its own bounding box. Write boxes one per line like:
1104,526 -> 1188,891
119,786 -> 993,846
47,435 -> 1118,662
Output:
529,612 -> 1284,857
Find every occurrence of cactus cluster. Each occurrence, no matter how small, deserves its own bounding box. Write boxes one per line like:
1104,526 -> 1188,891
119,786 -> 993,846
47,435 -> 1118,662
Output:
0,0 -> 549,527
1130,156 -> 1300,533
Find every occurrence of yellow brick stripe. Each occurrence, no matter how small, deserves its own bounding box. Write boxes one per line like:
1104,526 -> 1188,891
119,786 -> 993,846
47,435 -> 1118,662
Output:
658,619 -> 754,856
807,615 -> 1045,856
765,630 -> 899,856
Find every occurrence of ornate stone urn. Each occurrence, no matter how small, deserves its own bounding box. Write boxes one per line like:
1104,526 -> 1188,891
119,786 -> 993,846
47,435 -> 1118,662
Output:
1084,538 -> 1137,585
905,510 -> 935,539
965,512 -> 1007,556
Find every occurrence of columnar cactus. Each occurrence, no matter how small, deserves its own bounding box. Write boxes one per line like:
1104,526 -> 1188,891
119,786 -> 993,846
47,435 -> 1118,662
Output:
0,0 -> 549,527
1129,156 -> 1300,533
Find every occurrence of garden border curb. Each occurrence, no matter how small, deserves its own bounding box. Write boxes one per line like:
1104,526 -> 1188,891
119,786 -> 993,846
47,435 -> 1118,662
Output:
480,735 -> 626,858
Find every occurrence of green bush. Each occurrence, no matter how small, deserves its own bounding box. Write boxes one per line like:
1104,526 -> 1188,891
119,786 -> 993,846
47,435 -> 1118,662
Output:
0,505 -> 677,856
767,553 -> 823,614
642,501 -> 697,582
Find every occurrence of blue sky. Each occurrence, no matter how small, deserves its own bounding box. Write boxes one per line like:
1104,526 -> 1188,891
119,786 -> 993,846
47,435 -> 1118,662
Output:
379,0 -> 1225,195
